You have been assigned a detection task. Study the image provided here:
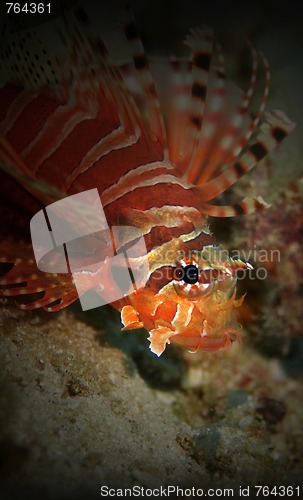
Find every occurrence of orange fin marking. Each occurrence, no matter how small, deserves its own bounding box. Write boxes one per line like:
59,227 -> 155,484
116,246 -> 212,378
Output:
148,324 -> 176,357
121,305 -> 144,331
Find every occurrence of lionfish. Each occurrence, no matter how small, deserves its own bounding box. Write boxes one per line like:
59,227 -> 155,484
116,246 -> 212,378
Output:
0,5 -> 294,356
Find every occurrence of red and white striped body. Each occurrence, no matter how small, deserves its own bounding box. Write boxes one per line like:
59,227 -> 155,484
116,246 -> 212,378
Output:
0,7 -> 294,355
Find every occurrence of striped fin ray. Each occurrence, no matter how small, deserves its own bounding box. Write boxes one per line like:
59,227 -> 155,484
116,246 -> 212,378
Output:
17,285 -> 77,310
201,196 -> 270,217
186,67 -> 227,184
18,287 -> 77,311
183,26 -> 213,179
58,6 -> 132,116
225,51 -> 271,165
194,40 -> 259,185
163,36 -> 223,171
165,37 -> 228,179
211,49 -> 270,177
197,109 -> 295,203
175,38 -> 272,197
57,6 -> 116,111
123,6 -> 167,155
164,57 -> 192,168
116,57 -> 165,152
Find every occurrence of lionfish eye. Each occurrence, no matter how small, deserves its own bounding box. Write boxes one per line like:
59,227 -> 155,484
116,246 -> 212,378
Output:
174,258 -> 215,299
176,264 -> 199,284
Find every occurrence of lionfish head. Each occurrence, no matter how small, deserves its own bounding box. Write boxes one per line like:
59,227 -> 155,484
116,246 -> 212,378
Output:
121,245 -> 251,356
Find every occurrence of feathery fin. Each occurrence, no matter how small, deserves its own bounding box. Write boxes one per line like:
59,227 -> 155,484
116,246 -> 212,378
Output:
197,110 -> 295,202
201,196 -> 270,217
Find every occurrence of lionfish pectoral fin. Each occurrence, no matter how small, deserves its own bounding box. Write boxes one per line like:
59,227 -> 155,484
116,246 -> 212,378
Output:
176,29 -> 295,201
123,6 -> 167,151
182,26 -> 213,172
121,305 -> 143,331
201,195 -> 270,217
186,45 -> 269,185
0,242 -> 76,311
196,110 -> 295,201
